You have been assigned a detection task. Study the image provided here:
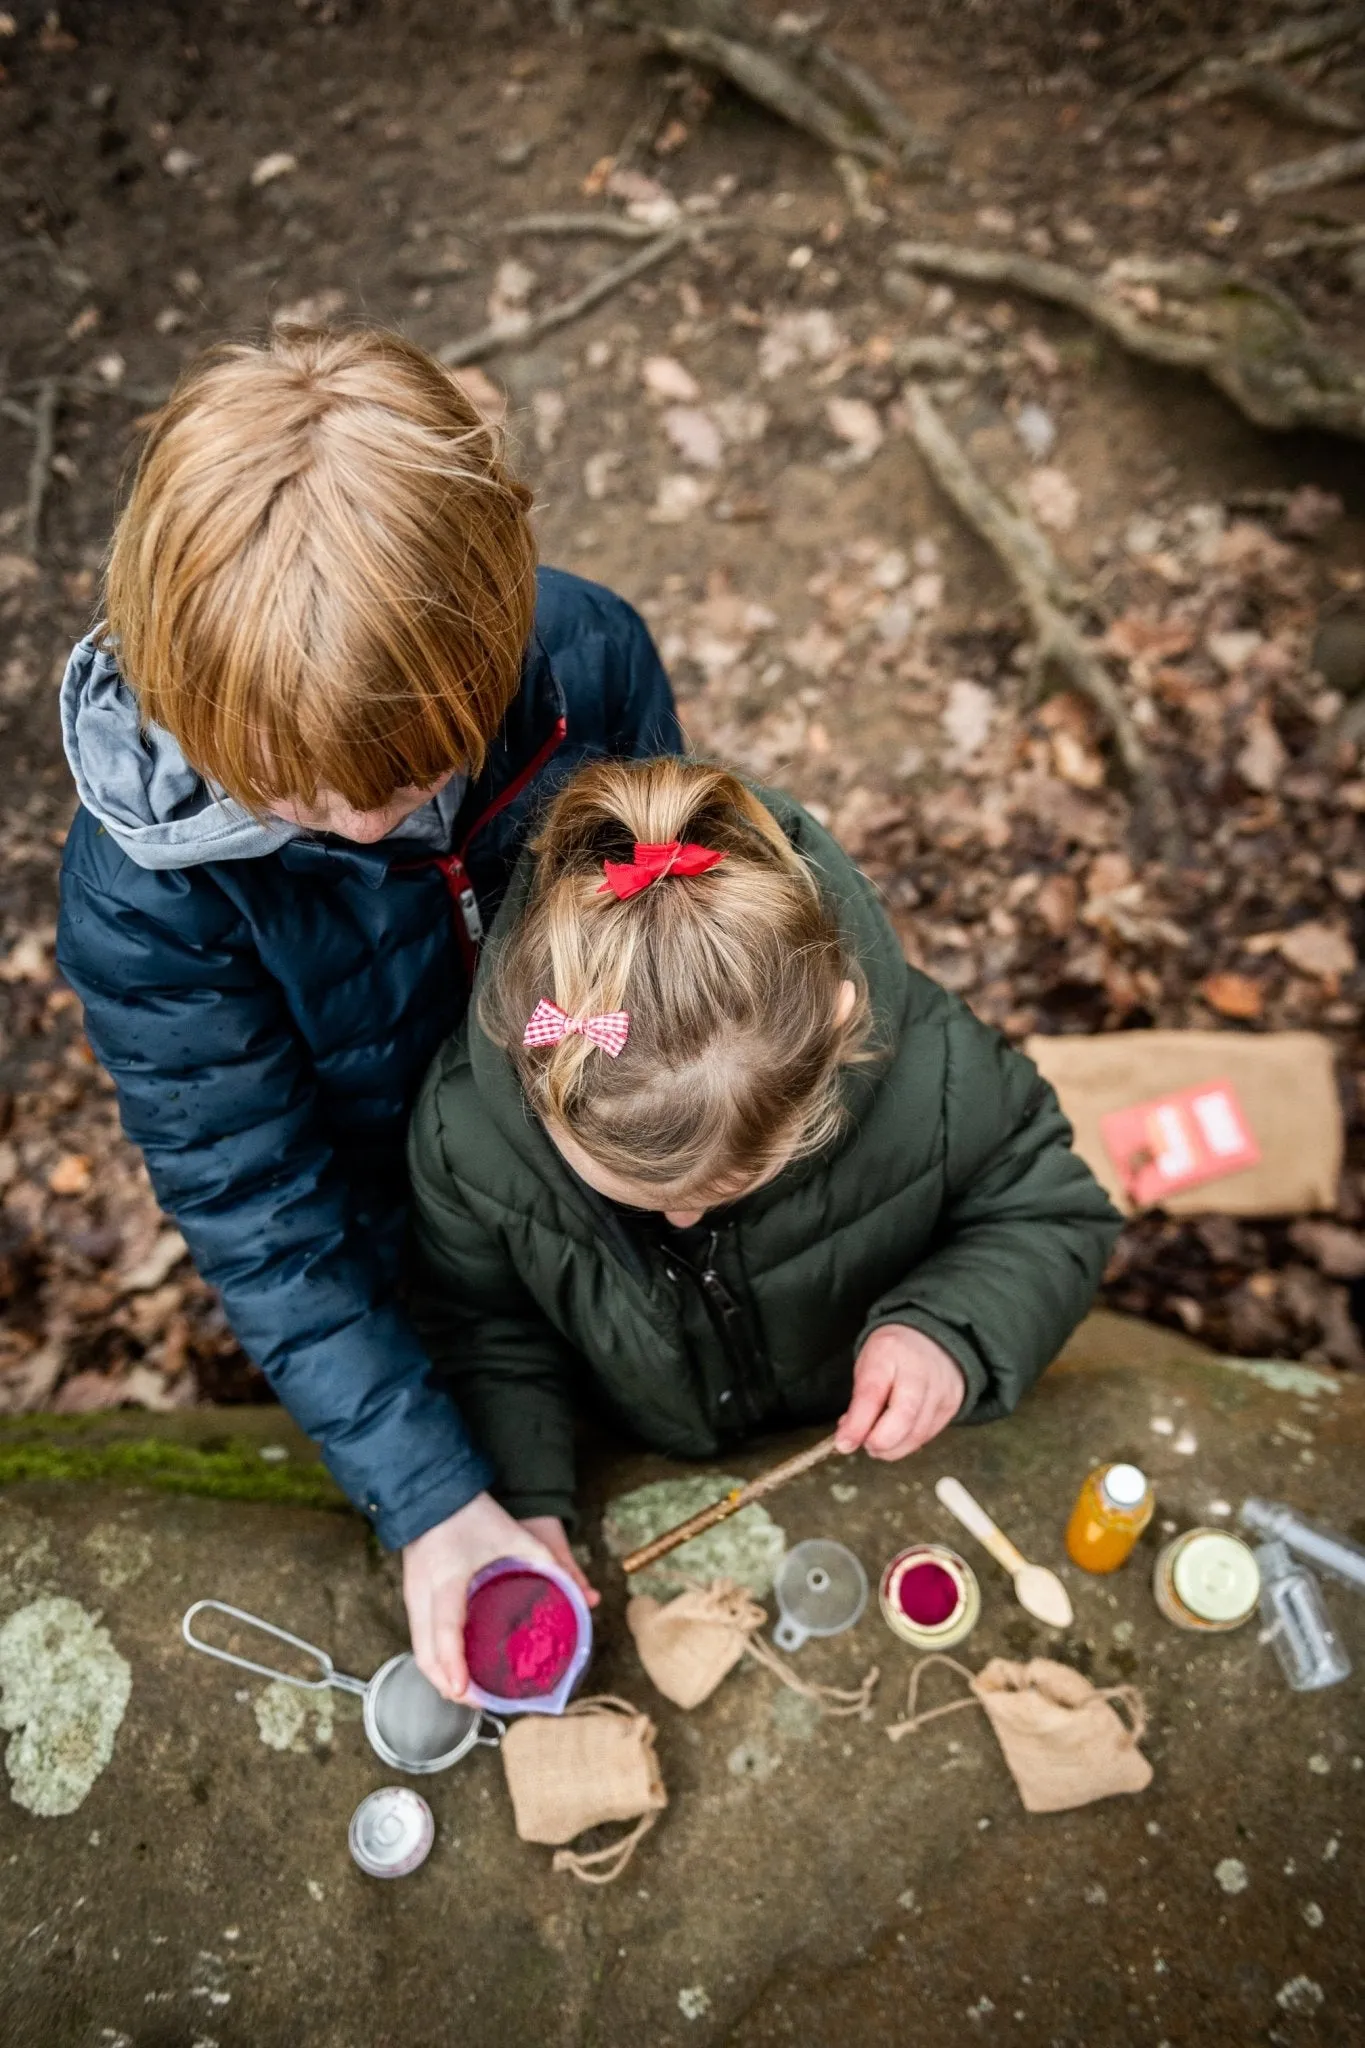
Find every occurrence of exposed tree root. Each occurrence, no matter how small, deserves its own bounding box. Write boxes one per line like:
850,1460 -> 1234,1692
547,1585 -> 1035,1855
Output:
903,386 -> 1183,862
891,240 -> 1365,441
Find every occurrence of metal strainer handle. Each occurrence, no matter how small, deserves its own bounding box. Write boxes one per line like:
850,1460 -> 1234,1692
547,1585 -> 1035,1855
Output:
181,1598 -> 367,1696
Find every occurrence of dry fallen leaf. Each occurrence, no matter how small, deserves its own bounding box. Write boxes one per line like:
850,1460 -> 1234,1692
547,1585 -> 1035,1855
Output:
1200,972 -> 1263,1020
649,473 -> 712,523
662,406 -> 723,469
1236,710 -> 1287,794
1025,467 -> 1079,533
1051,728 -> 1105,790
452,365 -> 507,424
1276,922 -> 1357,982
641,355 -> 701,404
941,678 -> 995,762
273,289 -> 347,328
825,396 -> 883,462
582,450 -> 622,501
1035,872 -> 1079,938
48,1153 -> 93,1197
758,309 -> 842,381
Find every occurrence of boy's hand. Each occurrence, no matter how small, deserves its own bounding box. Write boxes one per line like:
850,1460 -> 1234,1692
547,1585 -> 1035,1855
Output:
403,1492 -> 559,1702
520,1515 -> 601,1609
836,1325 -> 965,1461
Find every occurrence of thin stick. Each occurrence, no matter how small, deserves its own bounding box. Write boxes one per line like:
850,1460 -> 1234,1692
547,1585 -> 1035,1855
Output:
1249,131 -> 1365,199
1266,218 -> 1365,256
1183,59 -> 1364,133
438,225 -> 692,367
903,386 -> 1182,861
620,1432 -> 843,1575
23,376 -> 57,559
495,211 -> 669,241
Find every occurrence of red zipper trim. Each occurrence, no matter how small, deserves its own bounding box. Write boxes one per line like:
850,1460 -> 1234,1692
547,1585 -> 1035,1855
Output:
425,713 -> 568,974
455,713 -> 567,860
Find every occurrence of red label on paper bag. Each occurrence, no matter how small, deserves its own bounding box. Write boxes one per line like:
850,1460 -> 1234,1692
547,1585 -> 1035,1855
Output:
1100,1078 -> 1260,1206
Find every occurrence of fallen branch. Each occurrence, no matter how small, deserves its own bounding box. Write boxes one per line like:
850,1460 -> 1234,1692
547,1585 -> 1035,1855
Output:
438,225 -> 692,367
1183,58 -> 1364,132
890,241 -> 1365,440
605,0 -> 939,169
1248,130 -> 1365,197
1266,218 -> 1365,256
1240,7 -> 1365,68
903,386 -> 1181,860
23,377 -> 58,559
495,210 -> 674,240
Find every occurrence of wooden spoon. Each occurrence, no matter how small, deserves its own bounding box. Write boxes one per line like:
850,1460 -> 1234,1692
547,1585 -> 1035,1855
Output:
934,1477 -> 1074,1630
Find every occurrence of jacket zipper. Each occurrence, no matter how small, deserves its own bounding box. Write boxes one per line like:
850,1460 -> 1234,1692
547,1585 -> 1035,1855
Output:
665,1229 -> 775,1436
417,713 -> 568,973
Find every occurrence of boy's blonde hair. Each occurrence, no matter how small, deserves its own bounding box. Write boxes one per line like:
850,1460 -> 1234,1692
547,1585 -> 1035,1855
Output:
483,759 -> 872,1198
103,326 -> 537,808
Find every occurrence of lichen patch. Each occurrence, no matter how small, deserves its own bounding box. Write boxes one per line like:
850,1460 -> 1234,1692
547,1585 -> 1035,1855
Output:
252,1679 -> 334,1753
0,1596 -> 132,1816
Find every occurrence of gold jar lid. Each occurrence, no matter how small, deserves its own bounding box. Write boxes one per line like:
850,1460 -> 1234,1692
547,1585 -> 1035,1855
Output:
1171,1530 -> 1260,1623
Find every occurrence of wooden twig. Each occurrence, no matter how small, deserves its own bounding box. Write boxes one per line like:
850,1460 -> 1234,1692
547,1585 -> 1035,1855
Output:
23,377 -> 57,559
495,210 -> 671,241
1183,58 -> 1364,132
0,396 -> 36,430
903,386 -> 1182,861
890,241 -> 1365,440
1266,218 -> 1365,256
437,225 -> 693,367
620,1433 -> 843,1575
1249,131 -> 1365,197
1240,7 -> 1365,68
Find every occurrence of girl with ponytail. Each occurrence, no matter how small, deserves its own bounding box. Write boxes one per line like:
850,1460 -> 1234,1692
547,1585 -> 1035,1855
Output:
407,758 -> 1119,1700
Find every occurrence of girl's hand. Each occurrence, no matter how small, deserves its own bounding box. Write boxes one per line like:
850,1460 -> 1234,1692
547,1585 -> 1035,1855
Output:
836,1325 -> 966,1461
520,1515 -> 601,1609
402,1491 -> 559,1701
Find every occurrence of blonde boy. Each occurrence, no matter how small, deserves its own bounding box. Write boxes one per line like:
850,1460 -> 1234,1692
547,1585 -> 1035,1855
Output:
58,326 -> 679,1688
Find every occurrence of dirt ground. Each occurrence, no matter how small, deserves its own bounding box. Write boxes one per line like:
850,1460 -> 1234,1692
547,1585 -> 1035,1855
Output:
1,0 -> 1364,1415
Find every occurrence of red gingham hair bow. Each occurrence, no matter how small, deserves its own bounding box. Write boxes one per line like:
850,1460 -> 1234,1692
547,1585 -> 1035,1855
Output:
523,998 -> 630,1059
599,839 -> 727,902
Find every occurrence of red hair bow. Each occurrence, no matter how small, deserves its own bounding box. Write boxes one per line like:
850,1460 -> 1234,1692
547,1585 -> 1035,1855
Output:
523,999 -> 630,1058
599,839 -> 727,902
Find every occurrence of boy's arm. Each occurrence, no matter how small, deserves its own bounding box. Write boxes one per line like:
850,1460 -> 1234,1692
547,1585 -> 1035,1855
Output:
57,870 -> 492,1549
859,1008 -> 1121,1422
407,1101 -> 579,1526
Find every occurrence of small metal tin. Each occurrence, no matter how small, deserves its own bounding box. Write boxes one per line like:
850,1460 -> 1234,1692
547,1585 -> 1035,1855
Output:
348,1788 -> 434,1879
880,1544 -> 981,1651
1153,1528 -> 1260,1633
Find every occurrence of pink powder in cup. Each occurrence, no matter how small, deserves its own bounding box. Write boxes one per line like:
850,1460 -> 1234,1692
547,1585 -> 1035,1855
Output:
464,1569 -> 579,1702
896,1559 -> 961,1627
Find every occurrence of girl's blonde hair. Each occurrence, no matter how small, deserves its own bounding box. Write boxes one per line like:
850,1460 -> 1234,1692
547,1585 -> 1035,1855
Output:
102,325 -> 537,809
483,759 -> 872,1198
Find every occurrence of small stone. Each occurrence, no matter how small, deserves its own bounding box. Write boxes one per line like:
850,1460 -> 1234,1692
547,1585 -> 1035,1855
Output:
1275,1977 -> 1324,2017
305,1878 -> 324,1902
250,151 -> 298,189
1173,1428 -> 1198,1456
678,1986 -> 711,2021
1013,402 -> 1056,460
1302,1901 -> 1324,1928
1307,1753 -> 1331,1774
495,137 -> 535,171
1083,1882 -> 1107,1905
1150,1415 -> 1174,1436
1214,1857 -> 1248,1895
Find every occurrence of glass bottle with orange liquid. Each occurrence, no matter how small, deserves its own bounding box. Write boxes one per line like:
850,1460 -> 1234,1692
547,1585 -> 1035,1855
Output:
1065,1462 -> 1155,1573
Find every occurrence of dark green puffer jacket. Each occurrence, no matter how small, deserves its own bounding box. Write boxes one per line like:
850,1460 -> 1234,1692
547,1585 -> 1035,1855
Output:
408,792 -> 1120,1524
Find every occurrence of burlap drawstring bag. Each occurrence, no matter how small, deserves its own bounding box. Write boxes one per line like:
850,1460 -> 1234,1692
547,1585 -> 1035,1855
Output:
627,1579 -> 878,1717
500,1695 -> 667,1884
886,1654 -> 1152,1814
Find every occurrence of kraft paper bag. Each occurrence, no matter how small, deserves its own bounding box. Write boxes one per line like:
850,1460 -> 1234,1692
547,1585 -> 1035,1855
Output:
1026,1030 -> 1340,1216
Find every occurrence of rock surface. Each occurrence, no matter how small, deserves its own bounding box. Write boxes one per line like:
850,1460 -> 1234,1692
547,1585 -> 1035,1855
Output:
0,1313 -> 1361,2048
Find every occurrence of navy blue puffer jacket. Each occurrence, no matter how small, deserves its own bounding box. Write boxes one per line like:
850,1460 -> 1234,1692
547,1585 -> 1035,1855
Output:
56,568 -> 681,1546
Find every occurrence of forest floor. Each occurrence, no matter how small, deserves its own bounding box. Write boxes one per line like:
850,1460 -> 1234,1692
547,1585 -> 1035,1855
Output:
1,0 -> 1364,1415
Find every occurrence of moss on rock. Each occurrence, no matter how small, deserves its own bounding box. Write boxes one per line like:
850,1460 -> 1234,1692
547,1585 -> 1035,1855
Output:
0,1422 -> 349,1515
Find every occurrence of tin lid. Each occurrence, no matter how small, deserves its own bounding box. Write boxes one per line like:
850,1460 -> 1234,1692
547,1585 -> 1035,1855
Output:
1101,1463 -> 1148,1509
1172,1531 -> 1260,1622
348,1788 -> 434,1879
